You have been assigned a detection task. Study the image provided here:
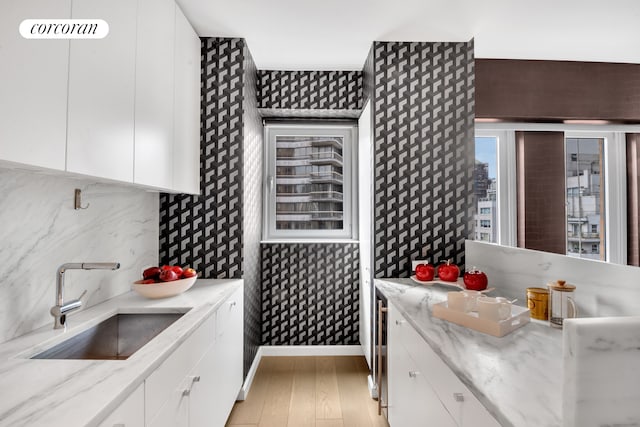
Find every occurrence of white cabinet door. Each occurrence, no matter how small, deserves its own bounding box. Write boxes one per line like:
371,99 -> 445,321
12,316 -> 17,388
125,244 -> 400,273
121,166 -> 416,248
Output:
387,303 -> 457,427
172,6 -> 200,194
148,387 -> 189,427
66,0 -> 136,182
98,383 -> 144,427
0,0 -> 69,171
207,288 -> 244,427
134,0 -> 175,189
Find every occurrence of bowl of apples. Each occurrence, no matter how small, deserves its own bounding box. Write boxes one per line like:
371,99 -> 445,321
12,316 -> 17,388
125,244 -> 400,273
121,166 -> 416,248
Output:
132,265 -> 198,299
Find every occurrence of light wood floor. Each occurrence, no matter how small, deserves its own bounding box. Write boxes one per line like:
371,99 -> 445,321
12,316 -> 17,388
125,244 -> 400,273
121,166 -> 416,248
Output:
226,356 -> 389,427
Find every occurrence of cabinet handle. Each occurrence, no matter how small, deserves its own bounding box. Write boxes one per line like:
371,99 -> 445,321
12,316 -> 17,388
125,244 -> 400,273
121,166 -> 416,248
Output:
192,375 -> 201,382
182,389 -> 191,397
377,301 -> 388,416
454,392 -> 465,402
395,319 -> 405,325
408,371 -> 420,378
229,301 -> 237,307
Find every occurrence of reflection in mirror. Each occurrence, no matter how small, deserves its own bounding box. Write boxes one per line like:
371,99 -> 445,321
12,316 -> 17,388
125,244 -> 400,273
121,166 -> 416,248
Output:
565,137 -> 605,261
473,125 -> 640,266
473,137 -> 498,244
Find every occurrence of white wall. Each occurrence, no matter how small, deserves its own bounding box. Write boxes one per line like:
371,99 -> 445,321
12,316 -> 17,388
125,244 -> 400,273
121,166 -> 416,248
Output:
0,167 -> 158,343
466,240 -> 640,317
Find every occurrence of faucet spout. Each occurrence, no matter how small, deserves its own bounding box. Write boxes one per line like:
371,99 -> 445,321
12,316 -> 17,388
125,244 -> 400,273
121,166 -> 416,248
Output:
52,262 -> 120,329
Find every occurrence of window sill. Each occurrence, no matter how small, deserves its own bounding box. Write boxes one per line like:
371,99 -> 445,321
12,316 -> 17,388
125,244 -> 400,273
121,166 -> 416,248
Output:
260,239 -> 359,244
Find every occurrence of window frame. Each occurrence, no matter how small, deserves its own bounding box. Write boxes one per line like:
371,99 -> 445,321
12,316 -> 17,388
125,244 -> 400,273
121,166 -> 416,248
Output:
262,122 -> 358,242
476,122 -> 635,265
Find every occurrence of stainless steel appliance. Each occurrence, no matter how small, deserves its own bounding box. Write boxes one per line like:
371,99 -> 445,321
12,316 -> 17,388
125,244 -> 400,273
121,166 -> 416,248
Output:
373,288 -> 388,417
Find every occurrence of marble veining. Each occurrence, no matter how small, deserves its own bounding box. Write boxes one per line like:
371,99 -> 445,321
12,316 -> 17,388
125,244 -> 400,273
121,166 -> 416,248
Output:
466,240 -> 640,317
376,278 -> 563,427
0,168 -> 158,344
0,279 -> 241,427
563,316 -> 640,427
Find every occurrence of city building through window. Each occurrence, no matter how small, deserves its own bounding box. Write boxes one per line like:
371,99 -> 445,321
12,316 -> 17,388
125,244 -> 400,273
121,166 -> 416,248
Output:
474,136 -> 498,243
263,123 -> 357,240
565,137 -> 605,261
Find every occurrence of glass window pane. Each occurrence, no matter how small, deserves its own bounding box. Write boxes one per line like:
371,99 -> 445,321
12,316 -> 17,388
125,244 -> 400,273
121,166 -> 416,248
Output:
565,138 -> 605,261
474,137 -> 498,243
275,135 -> 344,230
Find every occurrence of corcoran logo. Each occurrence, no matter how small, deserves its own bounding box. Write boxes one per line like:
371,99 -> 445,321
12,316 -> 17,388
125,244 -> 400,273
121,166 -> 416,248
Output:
19,19 -> 109,39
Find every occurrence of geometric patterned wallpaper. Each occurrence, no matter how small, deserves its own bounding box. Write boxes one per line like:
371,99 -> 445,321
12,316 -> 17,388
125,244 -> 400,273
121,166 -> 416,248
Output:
159,38 -> 244,278
257,70 -> 363,110
367,41 -> 476,278
261,243 -> 360,345
159,38 -> 262,377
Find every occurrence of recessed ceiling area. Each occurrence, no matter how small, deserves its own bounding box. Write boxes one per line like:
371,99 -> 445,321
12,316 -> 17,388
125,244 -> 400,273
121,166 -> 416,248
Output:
176,0 -> 640,70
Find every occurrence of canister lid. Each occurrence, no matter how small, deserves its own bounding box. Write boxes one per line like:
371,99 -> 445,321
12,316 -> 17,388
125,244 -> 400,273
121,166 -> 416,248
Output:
547,280 -> 576,291
526,287 -> 549,294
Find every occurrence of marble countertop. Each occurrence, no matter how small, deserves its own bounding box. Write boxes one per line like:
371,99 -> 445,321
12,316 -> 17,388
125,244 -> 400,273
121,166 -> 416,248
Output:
0,279 -> 242,427
376,278 -> 563,427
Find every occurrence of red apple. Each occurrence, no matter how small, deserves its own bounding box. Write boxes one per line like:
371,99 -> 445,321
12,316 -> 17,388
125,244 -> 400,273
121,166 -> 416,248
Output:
415,263 -> 435,281
438,259 -> 460,282
138,278 -> 157,285
159,269 -> 179,282
171,265 -> 184,276
143,266 -> 161,280
161,265 -> 173,271
463,266 -> 488,291
182,268 -> 197,278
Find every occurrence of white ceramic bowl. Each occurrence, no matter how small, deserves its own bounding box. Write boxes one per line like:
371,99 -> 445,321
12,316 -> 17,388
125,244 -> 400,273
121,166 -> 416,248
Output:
132,276 -> 197,299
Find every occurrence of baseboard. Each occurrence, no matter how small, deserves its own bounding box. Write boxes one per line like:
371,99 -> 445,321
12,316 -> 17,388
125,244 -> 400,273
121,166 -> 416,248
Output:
260,345 -> 364,357
236,346 -> 264,401
236,344 -> 364,400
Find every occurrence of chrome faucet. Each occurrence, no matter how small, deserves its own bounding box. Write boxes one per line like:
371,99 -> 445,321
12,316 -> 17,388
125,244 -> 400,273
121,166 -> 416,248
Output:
51,262 -> 120,329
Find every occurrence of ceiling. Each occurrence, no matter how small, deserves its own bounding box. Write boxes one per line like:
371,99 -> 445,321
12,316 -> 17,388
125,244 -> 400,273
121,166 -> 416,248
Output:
176,0 -> 640,70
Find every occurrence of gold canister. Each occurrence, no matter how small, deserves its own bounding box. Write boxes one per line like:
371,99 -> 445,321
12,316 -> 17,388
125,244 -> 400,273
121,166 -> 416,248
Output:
527,287 -> 549,320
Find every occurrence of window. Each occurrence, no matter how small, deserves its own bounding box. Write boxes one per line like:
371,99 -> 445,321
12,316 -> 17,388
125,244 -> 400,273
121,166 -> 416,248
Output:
476,123 -> 629,265
263,123 -> 357,240
474,136 -> 498,243
565,137 -> 605,261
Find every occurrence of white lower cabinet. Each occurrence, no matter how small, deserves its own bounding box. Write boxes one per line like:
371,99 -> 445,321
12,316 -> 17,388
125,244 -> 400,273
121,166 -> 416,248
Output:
387,302 -> 500,427
99,287 -> 243,427
98,383 -> 145,427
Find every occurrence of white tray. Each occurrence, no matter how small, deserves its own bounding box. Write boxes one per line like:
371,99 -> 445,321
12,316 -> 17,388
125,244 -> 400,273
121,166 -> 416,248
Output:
432,301 -> 530,337
410,276 -> 495,293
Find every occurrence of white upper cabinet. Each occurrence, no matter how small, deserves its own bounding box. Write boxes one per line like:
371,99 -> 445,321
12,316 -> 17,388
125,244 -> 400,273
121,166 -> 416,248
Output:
0,0 -> 70,171
134,0 -> 175,189
172,6 -> 201,195
66,0 -> 136,182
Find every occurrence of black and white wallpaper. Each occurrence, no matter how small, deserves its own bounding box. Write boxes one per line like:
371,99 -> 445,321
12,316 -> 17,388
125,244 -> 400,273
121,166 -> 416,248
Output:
159,38 -> 244,278
257,70 -> 363,110
367,41 -> 475,278
159,38 -> 262,377
261,243 -> 360,345
241,45 -> 263,376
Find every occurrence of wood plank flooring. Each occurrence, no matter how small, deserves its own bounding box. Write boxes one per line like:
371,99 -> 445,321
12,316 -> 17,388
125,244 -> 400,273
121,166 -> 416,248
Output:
226,356 -> 389,427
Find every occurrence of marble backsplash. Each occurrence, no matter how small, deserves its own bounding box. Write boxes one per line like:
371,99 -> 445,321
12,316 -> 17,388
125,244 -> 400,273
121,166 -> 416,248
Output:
466,240 -> 640,317
0,167 -> 158,344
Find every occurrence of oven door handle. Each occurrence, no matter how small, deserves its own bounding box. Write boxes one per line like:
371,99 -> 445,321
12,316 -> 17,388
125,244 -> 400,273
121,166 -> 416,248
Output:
377,300 -> 388,415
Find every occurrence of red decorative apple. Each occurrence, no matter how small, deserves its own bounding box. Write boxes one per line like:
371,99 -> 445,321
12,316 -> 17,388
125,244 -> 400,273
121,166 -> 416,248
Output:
437,259 -> 460,282
463,266 -> 488,291
159,269 -> 179,282
415,263 -> 435,281
142,266 -> 161,280
182,268 -> 197,278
